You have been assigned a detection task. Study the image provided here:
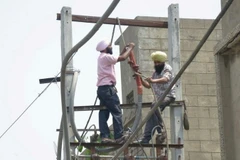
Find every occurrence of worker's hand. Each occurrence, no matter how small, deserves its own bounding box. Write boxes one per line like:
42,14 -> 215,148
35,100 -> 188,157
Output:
145,77 -> 153,83
132,65 -> 139,72
126,42 -> 135,49
128,42 -> 135,48
120,46 -> 127,55
128,61 -> 139,71
132,71 -> 141,79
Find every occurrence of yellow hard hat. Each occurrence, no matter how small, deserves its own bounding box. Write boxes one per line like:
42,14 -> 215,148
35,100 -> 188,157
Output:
151,51 -> 167,62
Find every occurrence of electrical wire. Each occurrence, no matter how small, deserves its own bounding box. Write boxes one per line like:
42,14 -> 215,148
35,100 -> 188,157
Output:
150,125 -> 162,158
0,72 -> 61,140
112,0 -> 234,158
149,83 -> 169,158
60,1 -> 120,158
134,71 -> 170,157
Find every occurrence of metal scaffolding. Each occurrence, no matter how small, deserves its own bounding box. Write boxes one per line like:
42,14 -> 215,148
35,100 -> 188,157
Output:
56,0 -> 233,159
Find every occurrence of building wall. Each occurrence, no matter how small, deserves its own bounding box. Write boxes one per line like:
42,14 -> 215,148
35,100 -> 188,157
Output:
214,1 -> 240,160
221,0 -> 240,37
116,17 -> 222,160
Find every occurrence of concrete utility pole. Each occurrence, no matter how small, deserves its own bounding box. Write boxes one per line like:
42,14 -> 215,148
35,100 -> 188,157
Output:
60,7 -> 75,160
168,4 -> 184,160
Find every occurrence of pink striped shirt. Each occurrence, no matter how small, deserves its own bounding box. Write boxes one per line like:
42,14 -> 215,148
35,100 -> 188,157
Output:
97,52 -> 118,86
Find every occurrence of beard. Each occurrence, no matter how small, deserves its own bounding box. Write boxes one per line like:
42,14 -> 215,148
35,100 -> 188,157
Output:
154,64 -> 165,74
106,47 -> 113,55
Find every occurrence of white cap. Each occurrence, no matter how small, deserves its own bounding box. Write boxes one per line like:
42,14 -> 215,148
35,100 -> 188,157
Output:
96,39 -> 110,51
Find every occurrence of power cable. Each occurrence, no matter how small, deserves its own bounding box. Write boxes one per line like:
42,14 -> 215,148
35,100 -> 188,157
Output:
0,72 -> 60,140
112,0 -> 234,158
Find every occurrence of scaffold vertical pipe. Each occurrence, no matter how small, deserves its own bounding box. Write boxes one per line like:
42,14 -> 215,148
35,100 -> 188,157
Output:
112,0 -> 233,159
168,4 -> 184,160
60,7 -> 75,160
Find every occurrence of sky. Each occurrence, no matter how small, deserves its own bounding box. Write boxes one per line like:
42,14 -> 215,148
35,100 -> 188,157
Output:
0,0 -> 221,159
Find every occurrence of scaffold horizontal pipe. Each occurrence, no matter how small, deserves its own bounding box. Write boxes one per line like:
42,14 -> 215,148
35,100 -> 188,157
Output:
70,142 -> 183,148
77,155 -> 163,159
70,101 -> 185,111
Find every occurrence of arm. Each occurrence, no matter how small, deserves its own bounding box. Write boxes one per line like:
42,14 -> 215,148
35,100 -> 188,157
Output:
140,77 -> 151,89
146,67 -> 172,84
117,43 -> 135,62
147,77 -> 169,84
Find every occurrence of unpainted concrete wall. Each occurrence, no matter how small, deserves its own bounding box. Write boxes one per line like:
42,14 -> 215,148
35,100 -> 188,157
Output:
215,1 -> 240,160
221,0 -> 240,37
116,17 -> 222,160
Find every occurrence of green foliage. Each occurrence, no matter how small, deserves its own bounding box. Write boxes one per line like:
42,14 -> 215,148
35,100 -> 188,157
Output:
77,132 -> 114,157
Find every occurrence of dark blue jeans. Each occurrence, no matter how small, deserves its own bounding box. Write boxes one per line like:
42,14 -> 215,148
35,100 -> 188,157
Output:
97,85 -> 123,140
143,96 -> 175,141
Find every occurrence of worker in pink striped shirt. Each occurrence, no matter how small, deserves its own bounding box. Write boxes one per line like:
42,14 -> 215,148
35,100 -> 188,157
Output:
96,39 -> 135,144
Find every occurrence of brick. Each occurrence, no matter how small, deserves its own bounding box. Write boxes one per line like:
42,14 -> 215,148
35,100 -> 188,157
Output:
212,153 -> 221,160
187,107 -> 209,118
181,51 -> 192,62
180,29 -> 207,40
199,118 -> 219,129
185,140 -> 201,151
188,117 -> 199,129
208,85 -> 217,95
182,84 -> 186,95
204,19 -> 222,29
149,28 -> 168,38
159,39 -> 168,50
204,40 -> 219,52
195,51 -> 215,63
180,51 -> 215,63
140,60 -> 153,72
184,130 -> 189,140
162,118 -> 170,129
198,96 -> 217,106
180,40 -> 185,51
184,151 -> 190,160
207,63 -> 216,73
196,73 -> 216,85
182,73 -> 197,84
139,49 -> 151,61
150,49 -> 168,55
185,85 -> 208,95
139,38 -> 161,49
184,62 -> 207,73
211,129 -> 220,140
183,95 -> 198,106
201,141 -> 220,152
138,27 -> 149,38
208,30 -> 219,41
188,129 -> 211,140
181,18 -> 205,29
209,108 -> 218,118
142,86 -> 153,95
189,152 -> 212,160
162,107 -> 170,118
216,30 -> 222,41
142,94 -> 154,103
181,40 -> 204,51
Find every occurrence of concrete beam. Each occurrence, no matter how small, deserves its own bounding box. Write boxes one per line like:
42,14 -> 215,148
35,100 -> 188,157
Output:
214,21 -> 240,55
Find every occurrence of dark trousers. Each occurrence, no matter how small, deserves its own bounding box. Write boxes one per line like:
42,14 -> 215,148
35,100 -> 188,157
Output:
143,96 -> 175,141
97,85 -> 123,139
